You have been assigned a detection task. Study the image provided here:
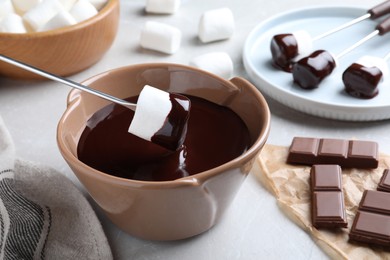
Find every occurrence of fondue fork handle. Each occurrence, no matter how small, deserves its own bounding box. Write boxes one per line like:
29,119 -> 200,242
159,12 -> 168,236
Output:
0,54 -> 137,111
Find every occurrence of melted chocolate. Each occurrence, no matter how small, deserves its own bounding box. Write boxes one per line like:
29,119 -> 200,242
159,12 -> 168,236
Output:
151,93 -> 190,151
77,95 -> 251,181
292,50 -> 336,89
270,33 -> 298,72
342,63 -> 382,99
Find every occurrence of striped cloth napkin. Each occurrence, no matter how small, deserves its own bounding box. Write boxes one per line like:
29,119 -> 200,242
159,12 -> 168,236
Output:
0,116 -> 112,260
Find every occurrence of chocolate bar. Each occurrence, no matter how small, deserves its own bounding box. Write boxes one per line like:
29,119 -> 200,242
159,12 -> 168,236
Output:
310,165 -> 347,228
378,169 -> 390,192
350,190 -> 390,246
287,137 -> 378,168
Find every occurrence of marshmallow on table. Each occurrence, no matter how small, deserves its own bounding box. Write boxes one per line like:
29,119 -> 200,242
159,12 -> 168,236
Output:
198,7 -> 234,43
23,0 -> 65,32
140,21 -> 181,54
39,9 -> 76,31
12,0 -> 41,14
0,13 -> 26,33
127,85 -> 183,147
88,0 -> 107,10
145,0 -> 180,14
190,52 -> 233,79
69,0 -> 98,23
0,0 -> 15,21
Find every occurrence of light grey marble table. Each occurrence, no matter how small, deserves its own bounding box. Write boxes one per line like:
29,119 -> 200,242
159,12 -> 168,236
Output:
0,0 -> 387,259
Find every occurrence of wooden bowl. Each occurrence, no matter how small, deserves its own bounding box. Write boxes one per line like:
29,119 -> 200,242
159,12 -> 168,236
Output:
0,0 -> 120,79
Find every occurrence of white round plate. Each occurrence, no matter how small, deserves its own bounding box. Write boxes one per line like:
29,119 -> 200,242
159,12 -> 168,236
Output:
243,6 -> 390,121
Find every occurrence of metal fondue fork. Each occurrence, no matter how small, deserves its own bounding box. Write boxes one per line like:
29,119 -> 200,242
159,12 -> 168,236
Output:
0,54 -> 137,111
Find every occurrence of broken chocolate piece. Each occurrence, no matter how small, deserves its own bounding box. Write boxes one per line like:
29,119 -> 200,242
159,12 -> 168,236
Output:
310,164 -> 347,228
287,137 -> 378,168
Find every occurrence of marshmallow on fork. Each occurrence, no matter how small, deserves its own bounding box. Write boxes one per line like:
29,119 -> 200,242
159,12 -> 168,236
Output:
128,85 -> 190,151
270,0 -> 390,72
292,16 -> 390,89
189,52 -> 233,79
0,13 -> 26,33
342,55 -> 389,99
145,0 -> 180,14
140,21 -> 182,54
198,7 -> 234,43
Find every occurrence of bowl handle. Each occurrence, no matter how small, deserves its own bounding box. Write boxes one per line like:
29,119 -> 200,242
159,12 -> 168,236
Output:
229,76 -> 254,91
66,89 -> 83,107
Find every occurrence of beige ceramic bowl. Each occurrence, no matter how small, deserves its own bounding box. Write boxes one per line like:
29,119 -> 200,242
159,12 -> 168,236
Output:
57,63 -> 271,241
0,0 -> 119,79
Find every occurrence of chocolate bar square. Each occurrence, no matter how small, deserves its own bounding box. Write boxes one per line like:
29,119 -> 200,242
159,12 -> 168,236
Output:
312,191 -> 347,228
359,190 -> 390,216
310,165 -> 342,192
350,211 -> 390,246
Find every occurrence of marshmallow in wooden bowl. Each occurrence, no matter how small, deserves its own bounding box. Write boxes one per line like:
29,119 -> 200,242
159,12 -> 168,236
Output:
198,7 -> 234,43
140,21 -> 182,54
0,0 -> 15,21
0,0 -> 107,33
189,52 -> 233,79
39,8 -> 76,32
0,13 -> 26,33
145,0 -> 180,14
69,0 -> 98,23
12,0 -> 41,14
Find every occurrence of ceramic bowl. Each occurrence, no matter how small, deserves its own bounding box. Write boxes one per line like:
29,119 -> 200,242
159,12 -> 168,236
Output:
57,63 -> 271,240
0,0 -> 119,79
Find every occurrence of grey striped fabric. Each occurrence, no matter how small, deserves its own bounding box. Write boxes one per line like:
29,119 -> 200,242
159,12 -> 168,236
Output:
0,169 -> 51,260
0,116 -> 112,259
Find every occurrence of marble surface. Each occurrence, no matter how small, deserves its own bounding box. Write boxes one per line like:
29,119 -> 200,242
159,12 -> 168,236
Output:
0,0 -> 388,259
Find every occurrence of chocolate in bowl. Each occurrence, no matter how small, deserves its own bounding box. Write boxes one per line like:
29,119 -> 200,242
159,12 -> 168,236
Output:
57,63 -> 270,240
77,95 -> 251,181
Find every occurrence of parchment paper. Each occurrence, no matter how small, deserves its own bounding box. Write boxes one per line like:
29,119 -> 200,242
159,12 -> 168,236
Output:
254,144 -> 390,259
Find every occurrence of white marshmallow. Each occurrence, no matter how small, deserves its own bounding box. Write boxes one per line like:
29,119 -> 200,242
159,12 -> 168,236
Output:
140,21 -> 181,54
12,0 -> 41,14
58,0 -> 77,10
88,0 -> 107,10
190,52 -> 233,79
0,0 -> 15,22
128,85 -> 172,142
69,0 -> 98,23
145,0 -> 180,14
292,30 -> 313,57
39,9 -> 76,31
0,13 -> 26,33
198,7 -> 234,43
23,0 -> 64,32
355,55 -> 389,79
